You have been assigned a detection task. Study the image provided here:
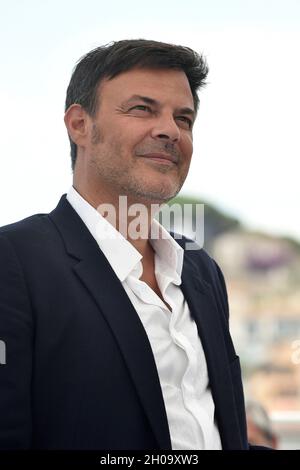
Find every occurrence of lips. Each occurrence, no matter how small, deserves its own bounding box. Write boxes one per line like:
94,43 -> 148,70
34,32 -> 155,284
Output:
138,153 -> 178,164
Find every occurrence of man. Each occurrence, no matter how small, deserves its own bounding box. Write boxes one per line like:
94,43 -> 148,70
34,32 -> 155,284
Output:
0,39 -> 249,450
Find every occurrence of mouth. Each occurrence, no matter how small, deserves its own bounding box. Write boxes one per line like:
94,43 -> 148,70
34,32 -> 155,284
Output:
138,153 -> 178,165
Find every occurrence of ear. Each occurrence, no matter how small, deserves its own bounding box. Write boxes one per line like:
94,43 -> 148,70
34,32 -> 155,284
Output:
64,104 -> 91,148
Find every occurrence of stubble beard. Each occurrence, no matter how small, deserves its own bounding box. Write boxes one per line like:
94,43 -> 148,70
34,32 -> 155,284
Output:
90,123 -> 186,205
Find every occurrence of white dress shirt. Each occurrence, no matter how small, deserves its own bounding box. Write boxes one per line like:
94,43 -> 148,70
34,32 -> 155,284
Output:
66,186 -> 222,450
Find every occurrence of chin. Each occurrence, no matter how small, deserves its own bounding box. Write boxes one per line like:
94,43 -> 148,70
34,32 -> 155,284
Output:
145,178 -> 180,196
144,188 -> 179,203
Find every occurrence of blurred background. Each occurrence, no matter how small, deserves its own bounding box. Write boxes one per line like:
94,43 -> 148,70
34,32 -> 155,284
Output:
0,0 -> 299,449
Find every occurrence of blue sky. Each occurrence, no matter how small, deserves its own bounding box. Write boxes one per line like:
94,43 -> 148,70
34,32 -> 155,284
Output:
1,0 -> 299,240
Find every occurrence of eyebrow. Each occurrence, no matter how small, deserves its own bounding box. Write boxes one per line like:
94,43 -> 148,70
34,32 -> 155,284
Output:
122,94 -> 196,119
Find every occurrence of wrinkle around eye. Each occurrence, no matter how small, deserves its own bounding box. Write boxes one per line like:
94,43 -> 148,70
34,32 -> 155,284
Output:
123,106 -> 155,119
127,105 -> 153,114
175,116 -> 193,129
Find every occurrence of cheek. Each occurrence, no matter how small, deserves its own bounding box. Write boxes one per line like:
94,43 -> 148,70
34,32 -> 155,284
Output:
113,124 -> 145,150
181,138 -> 193,163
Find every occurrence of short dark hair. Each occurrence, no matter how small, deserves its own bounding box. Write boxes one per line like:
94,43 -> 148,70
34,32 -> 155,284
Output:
65,39 -> 209,171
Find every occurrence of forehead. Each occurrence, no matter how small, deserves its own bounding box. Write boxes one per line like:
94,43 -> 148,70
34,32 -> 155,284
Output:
98,68 -> 194,109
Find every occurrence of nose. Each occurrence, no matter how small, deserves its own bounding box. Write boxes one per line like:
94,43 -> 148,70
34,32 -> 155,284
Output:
150,112 -> 181,143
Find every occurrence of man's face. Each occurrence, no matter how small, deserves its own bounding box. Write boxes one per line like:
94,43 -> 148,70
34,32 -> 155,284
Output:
85,67 -> 195,205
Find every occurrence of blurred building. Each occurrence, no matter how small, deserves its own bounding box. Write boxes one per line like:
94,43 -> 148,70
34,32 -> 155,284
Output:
163,196 -> 300,448
212,230 -> 300,448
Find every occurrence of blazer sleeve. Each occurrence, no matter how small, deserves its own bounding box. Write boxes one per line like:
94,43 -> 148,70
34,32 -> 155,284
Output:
0,234 -> 33,449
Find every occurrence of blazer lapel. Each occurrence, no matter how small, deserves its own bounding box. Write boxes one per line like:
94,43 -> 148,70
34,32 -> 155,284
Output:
180,254 -> 244,449
49,195 -> 172,450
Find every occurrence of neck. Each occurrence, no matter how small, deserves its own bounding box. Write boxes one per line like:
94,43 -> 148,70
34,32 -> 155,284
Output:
72,183 -> 162,259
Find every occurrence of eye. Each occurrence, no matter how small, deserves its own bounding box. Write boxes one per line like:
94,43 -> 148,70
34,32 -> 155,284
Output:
129,105 -> 152,112
176,116 -> 193,129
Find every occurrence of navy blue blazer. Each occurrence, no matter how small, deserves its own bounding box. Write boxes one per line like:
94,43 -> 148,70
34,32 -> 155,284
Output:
0,194 -> 249,450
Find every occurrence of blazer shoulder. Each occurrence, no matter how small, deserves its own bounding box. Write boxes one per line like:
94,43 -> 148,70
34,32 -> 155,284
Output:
0,212 -> 48,235
0,194 -> 71,251
0,211 -> 57,260
172,232 -> 223,278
